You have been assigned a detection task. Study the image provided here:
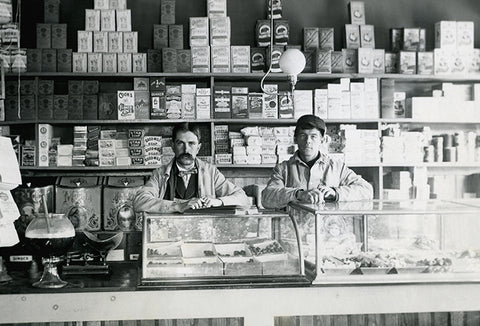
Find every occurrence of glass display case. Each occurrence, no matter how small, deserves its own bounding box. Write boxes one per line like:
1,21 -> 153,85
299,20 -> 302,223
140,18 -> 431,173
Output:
140,211 -> 310,287
288,199 -> 480,284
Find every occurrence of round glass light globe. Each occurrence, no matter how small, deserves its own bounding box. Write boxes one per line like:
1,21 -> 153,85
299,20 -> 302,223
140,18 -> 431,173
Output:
279,49 -> 306,75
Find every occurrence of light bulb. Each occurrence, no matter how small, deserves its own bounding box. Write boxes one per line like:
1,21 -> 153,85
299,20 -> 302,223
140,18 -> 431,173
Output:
279,49 -> 306,89
279,49 -> 306,76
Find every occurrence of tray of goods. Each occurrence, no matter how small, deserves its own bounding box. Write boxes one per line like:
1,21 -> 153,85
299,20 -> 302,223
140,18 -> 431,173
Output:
248,240 -> 299,275
146,241 -> 182,259
349,252 -> 395,274
214,243 -> 262,276
320,256 -> 358,276
416,257 -> 452,273
145,258 -> 186,278
180,242 -> 223,276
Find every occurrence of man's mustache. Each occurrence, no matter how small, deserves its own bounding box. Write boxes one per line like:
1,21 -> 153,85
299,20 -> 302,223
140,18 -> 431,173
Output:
178,153 -> 194,160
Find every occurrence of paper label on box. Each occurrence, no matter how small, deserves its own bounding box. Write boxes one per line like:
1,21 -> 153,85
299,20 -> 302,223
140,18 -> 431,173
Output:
117,91 -> 135,120
103,53 -> 117,72
211,46 -> 230,73
123,32 -> 138,53
85,9 -> 101,31
190,17 -> 209,47
101,10 -> 116,31
345,24 -> 360,49
116,9 -> 132,31
108,31 -> 123,53
118,53 -> 132,73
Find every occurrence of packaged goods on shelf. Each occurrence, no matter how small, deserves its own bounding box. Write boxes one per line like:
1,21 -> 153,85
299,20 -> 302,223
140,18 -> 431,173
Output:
360,25 -> 374,49
250,47 -> 265,73
372,49 -> 385,73
342,48 -> 357,73
117,90 -> 135,120
123,32 -> 138,53
51,24 -> 67,49
316,49 -> 331,73
118,53 -> 132,72
214,86 -> 231,118
266,45 -> 283,73
190,17 -> 209,47
210,16 -> 230,46
165,85 -> 182,119
36,24 -> 51,49
345,24 -> 360,49
153,25 -> 168,49
168,25 -> 183,49
196,88 -> 211,119
348,1 -> 365,25
230,46 -> 250,73
293,90 -> 312,119
273,20 -> 289,46
191,46 -> 210,72
231,87 -> 248,119
85,9 -> 101,31
211,45 -> 230,73
385,52 -> 398,73
177,49 -> 191,72
116,9 -> 132,32
262,84 -> 278,119
160,0 -> 175,25
207,0 -> 227,18
417,52 -> 434,75
41,49 -> 56,72
181,84 -> 196,119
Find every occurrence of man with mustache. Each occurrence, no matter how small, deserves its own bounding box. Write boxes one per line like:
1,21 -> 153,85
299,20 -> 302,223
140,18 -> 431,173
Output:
262,115 -> 373,209
134,122 -> 250,213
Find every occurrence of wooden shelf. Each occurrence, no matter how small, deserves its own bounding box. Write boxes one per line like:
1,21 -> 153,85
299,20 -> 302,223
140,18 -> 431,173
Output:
6,72 -> 480,82
380,118 -> 480,124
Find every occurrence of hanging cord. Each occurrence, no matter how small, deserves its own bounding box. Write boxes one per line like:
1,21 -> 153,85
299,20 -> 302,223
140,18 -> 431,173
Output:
15,0 -> 21,119
260,0 -> 275,95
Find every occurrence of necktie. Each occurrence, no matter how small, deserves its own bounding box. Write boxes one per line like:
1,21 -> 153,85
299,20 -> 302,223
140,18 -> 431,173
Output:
178,168 -> 198,178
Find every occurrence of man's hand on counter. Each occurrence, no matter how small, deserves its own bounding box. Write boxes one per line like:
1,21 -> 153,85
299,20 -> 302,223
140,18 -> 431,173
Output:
176,197 -> 223,212
296,187 -> 336,204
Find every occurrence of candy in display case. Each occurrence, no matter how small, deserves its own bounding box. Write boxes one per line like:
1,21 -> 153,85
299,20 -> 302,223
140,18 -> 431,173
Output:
140,212 -> 309,287
287,199 -> 480,284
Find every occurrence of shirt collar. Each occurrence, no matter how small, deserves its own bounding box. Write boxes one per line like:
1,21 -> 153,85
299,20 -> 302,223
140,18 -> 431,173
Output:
293,151 -> 328,166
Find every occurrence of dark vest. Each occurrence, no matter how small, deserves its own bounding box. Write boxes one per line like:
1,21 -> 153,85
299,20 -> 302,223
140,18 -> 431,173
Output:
163,164 -> 198,200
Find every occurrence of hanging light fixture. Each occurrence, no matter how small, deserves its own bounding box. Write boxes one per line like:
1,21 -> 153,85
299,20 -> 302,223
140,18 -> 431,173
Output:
261,0 -> 306,95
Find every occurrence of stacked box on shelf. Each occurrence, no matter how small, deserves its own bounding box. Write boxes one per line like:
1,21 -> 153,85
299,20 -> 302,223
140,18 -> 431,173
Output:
129,129 -> 145,166
85,125 -> 100,166
150,77 -> 167,119
37,124 -> 53,167
340,124 -> 380,165
73,126 -> 87,166
133,78 -> 150,120
214,125 -> 230,164
99,128 -> 116,167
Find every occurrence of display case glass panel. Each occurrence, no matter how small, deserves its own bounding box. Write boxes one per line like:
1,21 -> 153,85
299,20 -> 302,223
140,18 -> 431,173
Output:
141,212 -> 308,287
288,200 -> 480,283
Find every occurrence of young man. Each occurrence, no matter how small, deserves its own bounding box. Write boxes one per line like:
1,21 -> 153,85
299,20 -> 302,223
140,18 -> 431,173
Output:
262,115 -> 373,209
134,122 -> 250,213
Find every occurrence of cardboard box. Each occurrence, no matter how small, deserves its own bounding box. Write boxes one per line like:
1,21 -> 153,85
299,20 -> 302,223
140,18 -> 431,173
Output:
256,20 -> 271,47
53,95 -> 69,120
88,53 -> 102,73
304,27 -> 319,50
278,91 -> 293,119
165,85 -> 182,119
168,25 -> 183,49
132,53 -> 147,73
211,46 -> 230,73
274,19 -> 289,46
345,24 -> 360,49
190,17 -> 209,47
68,95 -> 83,120
399,51 -> 416,74
109,0 -> 127,9
153,24 -> 169,49
207,0 -> 227,17
390,28 -> 403,52
117,53 -> 132,73
176,49 -> 192,72
372,49 -> 385,73
251,47 -> 266,72
36,24 -> 51,48
116,9 -> 132,31
77,31 -> 93,52
457,21 -> 474,49
44,0 -> 60,23
266,45 -> 283,73
123,31 -> 138,53
162,48 -> 177,72
385,52 -> 398,73
42,49 -> 57,72
191,46 -> 210,73
51,24 -> 67,49
210,16 -> 231,46
85,9 -> 101,31
117,90 -> 135,120
294,90 -> 313,119
84,80 -> 99,95
134,91 -> 150,120
93,31 -> 108,52
360,25 -> 375,48
403,28 -> 420,51
319,27 -> 334,50
349,1 -> 366,25
181,84 -> 196,119
435,21 -> 457,49
98,93 -> 118,120
231,87 -> 249,119
94,0 -> 108,9
417,52 -> 434,75
83,95 -> 98,120
103,53 -> 117,73
358,47 -> 373,74
342,49 -> 358,73
38,95 -> 54,120
27,49 -> 42,72
161,0 -> 175,25
38,80 -> 54,95
214,86 -> 231,118
316,49 -> 332,73
231,46 -> 250,73
262,84 -> 278,119
101,9 -> 116,31
147,49 -> 162,72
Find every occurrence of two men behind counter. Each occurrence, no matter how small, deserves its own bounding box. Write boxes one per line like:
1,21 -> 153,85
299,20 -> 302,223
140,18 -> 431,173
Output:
134,116 -> 373,214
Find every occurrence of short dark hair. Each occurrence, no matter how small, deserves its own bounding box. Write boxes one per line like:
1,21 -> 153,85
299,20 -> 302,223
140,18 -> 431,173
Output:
294,114 -> 326,137
172,122 -> 202,142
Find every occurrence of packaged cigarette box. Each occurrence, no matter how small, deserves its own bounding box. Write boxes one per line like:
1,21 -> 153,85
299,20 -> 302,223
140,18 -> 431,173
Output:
153,25 -> 169,49
196,88 -> 211,119
210,16 -> 231,46
251,47 -> 266,72
231,87 -> 249,119
274,19 -> 289,46
85,9 -> 101,31
51,24 -> 67,49
100,10 -> 116,31
123,31 -> 138,53
230,46 -> 250,73
211,46 -> 231,73
304,27 -> 319,50
403,28 -> 420,51
147,49 -> 162,72
214,86 -> 231,119
162,48 -> 177,73
349,1 -> 366,25
37,24 -> 51,48
177,49 -> 192,72
116,9 -> 132,32
190,17 -> 209,47
345,24 -> 360,49
207,0 -> 227,17
399,51 -> 416,74
117,90 -> 135,120
342,49 -> 358,73
435,21 -> 457,49
169,25 -> 184,49
42,49 -> 57,72
93,31 -> 108,52
181,84 -> 196,119
132,53 -> 147,73
417,52 -> 433,75
360,25 -> 375,48
134,91 -> 150,120
103,53 -> 117,73
83,95 -> 98,120
319,27 -> 334,50
372,49 -> 385,73
78,31 -> 93,52
88,53 -> 102,73
117,53 -> 132,73
161,0 -> 176,25
191,46 -> 210,73
44,0 -> 60,23
256,20 -> 271,47
316,49 -> 332,73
